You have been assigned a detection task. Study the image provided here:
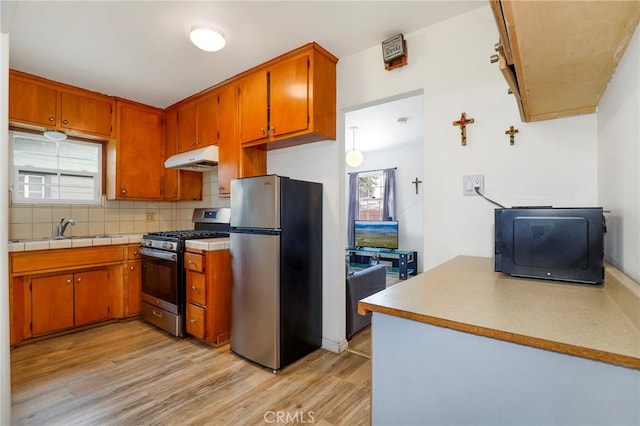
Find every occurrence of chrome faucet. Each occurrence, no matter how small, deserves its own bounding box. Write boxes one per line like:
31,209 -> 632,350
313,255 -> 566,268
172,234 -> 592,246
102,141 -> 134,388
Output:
56,218 -> 76,237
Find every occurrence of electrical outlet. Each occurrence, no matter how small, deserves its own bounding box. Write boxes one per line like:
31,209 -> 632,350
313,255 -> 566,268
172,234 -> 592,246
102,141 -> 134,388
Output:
463,174 -> 484,196
145,212 -> 155,221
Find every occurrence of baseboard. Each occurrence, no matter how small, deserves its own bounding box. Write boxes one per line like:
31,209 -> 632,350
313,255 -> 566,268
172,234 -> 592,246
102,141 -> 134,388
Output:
322,337 -> 349,354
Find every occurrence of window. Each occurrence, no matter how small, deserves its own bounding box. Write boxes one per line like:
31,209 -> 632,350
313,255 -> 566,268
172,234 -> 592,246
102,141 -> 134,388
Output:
10,131 -> 102,204
358,170 -> 384,220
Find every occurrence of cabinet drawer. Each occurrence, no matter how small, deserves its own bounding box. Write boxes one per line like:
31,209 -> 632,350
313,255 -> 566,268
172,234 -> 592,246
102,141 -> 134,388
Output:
186,271 -> 206,306
185,252 -> 204,272
186,303 -> 205,339
127,245 -> 141,260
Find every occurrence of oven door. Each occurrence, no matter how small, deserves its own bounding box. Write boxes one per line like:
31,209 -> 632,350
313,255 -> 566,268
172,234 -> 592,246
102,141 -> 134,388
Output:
139,246 -> 184,336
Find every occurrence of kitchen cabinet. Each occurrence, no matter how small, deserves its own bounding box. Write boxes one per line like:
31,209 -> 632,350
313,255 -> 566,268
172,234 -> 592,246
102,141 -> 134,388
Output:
9,245 -> 128,345
73,269 -> 111,326
490,0 -> 639,122
107,99 -> 164,200
184,249 -> 232,346
238,42 -> 337,150
163,107 -> 203,201
30,268 -> 111,336
9,69 -> 114,139
124,245 -> 142,317
177,91 -> 218,152
31,273 -> 74,335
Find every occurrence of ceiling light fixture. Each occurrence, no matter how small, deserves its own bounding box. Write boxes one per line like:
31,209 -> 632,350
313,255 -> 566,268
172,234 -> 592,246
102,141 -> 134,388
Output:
345,126 -> 363,167
43,130 -> 67,141
190,25 -> 226,52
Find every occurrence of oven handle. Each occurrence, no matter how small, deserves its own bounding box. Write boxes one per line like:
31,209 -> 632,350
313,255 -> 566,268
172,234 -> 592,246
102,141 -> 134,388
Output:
139,247 -> 178,262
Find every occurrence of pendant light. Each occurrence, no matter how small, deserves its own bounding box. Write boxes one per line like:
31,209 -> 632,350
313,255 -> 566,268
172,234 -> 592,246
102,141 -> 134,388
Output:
346,126 -> 363,167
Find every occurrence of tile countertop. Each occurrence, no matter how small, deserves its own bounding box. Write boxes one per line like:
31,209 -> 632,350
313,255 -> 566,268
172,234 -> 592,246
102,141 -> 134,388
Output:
359,255 -> 640,369
185,238 -> 230,251
8,234 -> 144,252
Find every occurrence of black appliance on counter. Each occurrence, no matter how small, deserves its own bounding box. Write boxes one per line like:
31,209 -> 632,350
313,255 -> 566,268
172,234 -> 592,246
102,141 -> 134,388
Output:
140,207 -> 230,336
230,175 -> 322,372
494,207 -> 605,284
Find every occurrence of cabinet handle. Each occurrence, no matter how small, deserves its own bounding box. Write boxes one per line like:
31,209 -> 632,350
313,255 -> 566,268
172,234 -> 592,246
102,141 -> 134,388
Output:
191,285 -> 197,290
260,128 -> 265,135
134,250 -> 138,255
130,266 -> 135,270
62,119 -> 68,125
489,54 -> 499,64
190,319 -> 196,323
494,42 -> 503,52
48,116 -> 55,122
77,278 -> 82,283
66,279 -> 72,284
188,260 -> 194,264
121,189 -> 126,195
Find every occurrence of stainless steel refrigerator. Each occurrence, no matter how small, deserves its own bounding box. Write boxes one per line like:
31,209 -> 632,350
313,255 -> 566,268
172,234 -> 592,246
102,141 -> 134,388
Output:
230,174 -> 322,372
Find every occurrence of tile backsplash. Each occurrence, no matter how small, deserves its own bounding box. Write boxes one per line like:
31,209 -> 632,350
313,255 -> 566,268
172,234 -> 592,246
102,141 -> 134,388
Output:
9,169 -> 230,240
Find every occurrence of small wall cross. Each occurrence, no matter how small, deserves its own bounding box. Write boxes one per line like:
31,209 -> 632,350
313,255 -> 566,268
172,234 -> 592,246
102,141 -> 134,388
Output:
505,125 -> 519,145
453,112 -> 475,146
412,177 -> 423,194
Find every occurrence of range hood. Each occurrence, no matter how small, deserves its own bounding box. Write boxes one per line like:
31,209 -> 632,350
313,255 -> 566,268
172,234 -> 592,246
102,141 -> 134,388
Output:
164,145 -> 219,172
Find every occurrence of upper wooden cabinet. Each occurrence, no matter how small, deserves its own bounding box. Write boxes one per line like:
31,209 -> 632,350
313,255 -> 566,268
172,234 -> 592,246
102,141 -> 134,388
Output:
107,99 -> 164,200
239,42 -> 337,149
491,1 -> 639,122
217,83 -> 240,196
164,107 -> 203,200
9,70 -> 115,139
177,91 -> 218,152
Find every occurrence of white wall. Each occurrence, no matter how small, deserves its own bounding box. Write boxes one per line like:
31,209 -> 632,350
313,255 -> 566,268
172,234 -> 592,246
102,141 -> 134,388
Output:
597,26 -> 640,283
267,141 -> 345,352
339,5 -> 598,271
346,142 -> 424,271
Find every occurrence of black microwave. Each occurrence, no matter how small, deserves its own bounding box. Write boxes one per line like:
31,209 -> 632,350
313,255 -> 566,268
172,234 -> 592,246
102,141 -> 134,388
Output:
494,207 -> 605,284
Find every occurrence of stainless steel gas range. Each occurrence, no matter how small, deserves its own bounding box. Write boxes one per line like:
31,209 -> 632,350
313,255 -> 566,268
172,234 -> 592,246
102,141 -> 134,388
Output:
139,207 -> 230,337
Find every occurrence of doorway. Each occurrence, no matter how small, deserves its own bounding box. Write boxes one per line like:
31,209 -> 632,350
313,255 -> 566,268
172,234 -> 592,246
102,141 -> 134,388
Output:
344,92 -> 425,273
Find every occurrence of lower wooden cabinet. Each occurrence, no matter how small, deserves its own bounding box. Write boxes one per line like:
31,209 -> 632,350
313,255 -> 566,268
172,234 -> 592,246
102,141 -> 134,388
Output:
184,249 -> 232,346
30,268 -> 111,337
31,274 -> 74,336
124,245 -> 142,317
9,244 -> 143,346
73,269 -> 111,326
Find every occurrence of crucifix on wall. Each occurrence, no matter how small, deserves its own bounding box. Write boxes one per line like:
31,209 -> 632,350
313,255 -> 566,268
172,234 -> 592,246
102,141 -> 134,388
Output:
452,112 -> 475,146
412,177 -> 422,194
505,125 -> 519,145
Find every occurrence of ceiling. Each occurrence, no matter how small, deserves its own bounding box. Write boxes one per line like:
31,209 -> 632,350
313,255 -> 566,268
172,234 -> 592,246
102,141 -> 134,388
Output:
2,1 -> 485,109
345,94 -> 424,153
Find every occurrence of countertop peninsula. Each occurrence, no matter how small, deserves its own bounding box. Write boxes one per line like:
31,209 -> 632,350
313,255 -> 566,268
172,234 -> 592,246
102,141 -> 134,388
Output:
359,256 -> 640,369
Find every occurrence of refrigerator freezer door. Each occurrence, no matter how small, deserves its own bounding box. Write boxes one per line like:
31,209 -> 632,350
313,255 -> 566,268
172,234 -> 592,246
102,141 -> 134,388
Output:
230,175 -> 280,229
230,231 -> 280,370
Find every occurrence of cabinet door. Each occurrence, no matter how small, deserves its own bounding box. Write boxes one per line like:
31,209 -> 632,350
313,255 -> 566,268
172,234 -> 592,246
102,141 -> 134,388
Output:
196,92 -> 218,147
269,54 -> 309,138
238,71 -> 268,145
177,101 -> 197,153
31,274 -> 74,336
125,260 -> 142,317
115,101 -> 164,199
163,107 -> 180,199
9,76 -> 58,127
217,83 -> 239,196
60,91 -> 114,138
74,269 -> 111,326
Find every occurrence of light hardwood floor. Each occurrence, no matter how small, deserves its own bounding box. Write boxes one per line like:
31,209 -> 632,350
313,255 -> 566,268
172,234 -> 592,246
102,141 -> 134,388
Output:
11,320 -> 372,425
